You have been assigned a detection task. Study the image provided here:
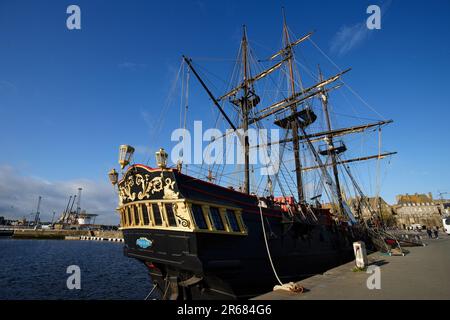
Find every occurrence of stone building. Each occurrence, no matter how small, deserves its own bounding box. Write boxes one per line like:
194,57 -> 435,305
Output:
347,196 -> 396,226
322,196 -> 395,225
394,192 -> 446,228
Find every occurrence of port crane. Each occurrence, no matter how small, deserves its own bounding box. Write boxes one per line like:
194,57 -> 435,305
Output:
33,196 -> 42,225
438,191 -> 448,201
67,194 -> 77,224
57,188 -> 83,225
59,195 -> 72,223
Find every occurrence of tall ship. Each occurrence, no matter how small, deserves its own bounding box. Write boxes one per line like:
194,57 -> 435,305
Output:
108,14 -> 398,299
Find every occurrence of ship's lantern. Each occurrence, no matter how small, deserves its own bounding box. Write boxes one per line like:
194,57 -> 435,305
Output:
108,168 -> 118,185
155,148 -> 168,169
119,145 -> 135,169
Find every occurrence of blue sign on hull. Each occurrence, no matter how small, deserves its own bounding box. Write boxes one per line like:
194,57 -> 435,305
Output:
136,237 -> 153,249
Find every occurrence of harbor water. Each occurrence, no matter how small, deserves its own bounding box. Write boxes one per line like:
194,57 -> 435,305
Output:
0,239 -> 152,300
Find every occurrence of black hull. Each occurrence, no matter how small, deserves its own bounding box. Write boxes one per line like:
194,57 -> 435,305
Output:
118,166 -> 364,299
123,218 -> 358,299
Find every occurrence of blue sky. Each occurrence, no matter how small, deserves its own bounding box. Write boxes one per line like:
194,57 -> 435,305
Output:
0,0 -> 449,223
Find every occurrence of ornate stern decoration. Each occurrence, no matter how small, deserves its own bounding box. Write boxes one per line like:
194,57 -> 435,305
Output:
174,202 -> 190,228
119,170 -> 180,204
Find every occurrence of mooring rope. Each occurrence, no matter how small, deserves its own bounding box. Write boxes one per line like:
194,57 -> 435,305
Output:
257,196 -> 306,293
257,197 -> 283,286
144,283 -> 158,300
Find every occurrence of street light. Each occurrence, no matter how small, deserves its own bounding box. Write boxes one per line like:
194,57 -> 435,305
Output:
119,145 -> 135,169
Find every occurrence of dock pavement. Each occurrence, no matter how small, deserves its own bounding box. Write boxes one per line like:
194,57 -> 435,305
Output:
255,234 -> 450,300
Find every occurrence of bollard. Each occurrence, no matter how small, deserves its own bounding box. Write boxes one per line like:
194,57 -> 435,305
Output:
353,241 -> 368,269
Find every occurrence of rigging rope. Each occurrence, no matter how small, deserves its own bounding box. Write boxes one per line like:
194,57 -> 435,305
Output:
146,58 -> 184,165
307,38 -> 387,121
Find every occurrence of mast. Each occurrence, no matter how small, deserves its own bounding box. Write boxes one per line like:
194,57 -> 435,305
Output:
242,26 -> 250,194
182,17 -> 394,207
184,25 -> 270,194
282,11 -> 304,202
318,65 -> 345,216
250,69 -> 350,124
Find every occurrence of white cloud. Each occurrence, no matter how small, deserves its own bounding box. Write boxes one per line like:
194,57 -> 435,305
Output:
330,1 -> 392,56
330,22 -> 369,57
0,165 -> 119,225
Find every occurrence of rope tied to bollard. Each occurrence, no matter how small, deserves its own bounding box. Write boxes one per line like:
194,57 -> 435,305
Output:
273,282 -> 304,293
144,283 -> 158,300
257,196 -> 305,294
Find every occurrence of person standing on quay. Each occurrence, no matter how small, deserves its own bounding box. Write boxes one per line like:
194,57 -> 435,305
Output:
426,227 -> 433,239
433,228 -> 439,239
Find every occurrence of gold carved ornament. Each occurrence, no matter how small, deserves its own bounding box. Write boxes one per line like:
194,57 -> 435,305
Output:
119,172 -> 179,203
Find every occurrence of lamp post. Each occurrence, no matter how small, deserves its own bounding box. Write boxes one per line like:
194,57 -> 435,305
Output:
108,168 -> 118,186
119,145 -> 135,170
155,148 -> 168,169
